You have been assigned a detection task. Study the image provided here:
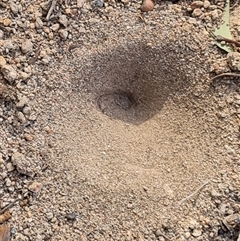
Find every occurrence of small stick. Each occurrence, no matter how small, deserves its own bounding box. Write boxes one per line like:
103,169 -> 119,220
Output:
215,35 -> 240,47
210,73 -> 240,82
138,14 -> 146,23
0,198 -> 20,215
46,0 -> 57,21
230,0 -> 239,9
179,180 -> 210,206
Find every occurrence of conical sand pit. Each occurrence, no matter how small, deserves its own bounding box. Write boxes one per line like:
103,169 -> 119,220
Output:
52,43 -> 220,193
82,42 -> 191,124
40,13 -> 239,239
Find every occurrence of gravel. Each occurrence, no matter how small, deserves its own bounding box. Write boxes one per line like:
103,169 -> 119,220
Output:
1,65 -> 18,84
0,0 -> 240,240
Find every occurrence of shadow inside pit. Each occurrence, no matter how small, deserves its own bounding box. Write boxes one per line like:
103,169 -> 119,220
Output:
76,42 -> 194,125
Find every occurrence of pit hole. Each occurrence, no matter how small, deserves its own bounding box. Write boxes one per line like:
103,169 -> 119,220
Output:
78,42 -> 196,124
97,90 -> 135,113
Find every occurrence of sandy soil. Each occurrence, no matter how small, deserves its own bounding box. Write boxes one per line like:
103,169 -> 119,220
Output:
0,0 -> 240,240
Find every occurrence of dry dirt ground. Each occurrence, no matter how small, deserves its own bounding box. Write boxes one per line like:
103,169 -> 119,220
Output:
0,0 -> 240,240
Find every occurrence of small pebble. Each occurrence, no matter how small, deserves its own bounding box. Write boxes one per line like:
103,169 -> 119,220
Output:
1,65 -> 18,84
3,18 -> 11,26
203,0 -> 210,8
211,9 -> 219,20
22,106 -> 31,115
23,133 -> 33,141
227,52 -> 240,71
66,212 -> 77,221
191,0 -> 204,9
192,8 -> 203,17
0,56 -> 6,67
28,182 -> 43,193
16,112 -> 26,123
21,40 -> 33,54
59,29 -> 68,39
92,0 -> 104,8
46,212 -> 54,221
16,96 -> 29,108
6,162 -> 15,172
192,229 -> 202,237
51,23 -> 60,32
59,14 -> 68,27
5,178 -> 12,187
141,0 -> 154,12
155,229 -> 163,237
35,17 -> 43,28
10,1 -> 19,14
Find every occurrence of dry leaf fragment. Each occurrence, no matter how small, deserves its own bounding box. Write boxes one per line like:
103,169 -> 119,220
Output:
0,211 -> 11,224
212,0 -> 233,52
0,225 -> 10,241
141,0 -> 154,12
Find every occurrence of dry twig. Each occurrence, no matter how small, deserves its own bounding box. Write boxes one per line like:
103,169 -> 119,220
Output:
138,14 -> 146,23
0,199 -> 20,215
46,0 -> 57,21
215,35 -> 240,47
230,0 -> 239,9
210,73 -> 240,82
179,180 -> 210,206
